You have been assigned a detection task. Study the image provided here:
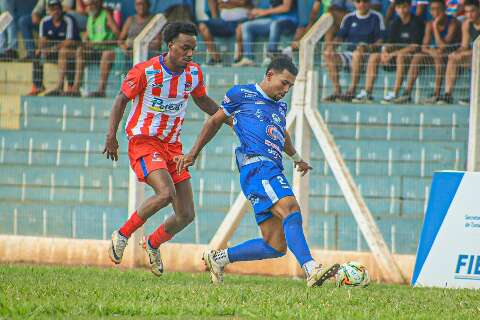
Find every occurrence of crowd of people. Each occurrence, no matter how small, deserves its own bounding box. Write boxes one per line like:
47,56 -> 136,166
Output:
0,0 -> 478,103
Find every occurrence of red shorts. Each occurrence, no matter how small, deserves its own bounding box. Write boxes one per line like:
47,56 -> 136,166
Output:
127,135 -> 191,184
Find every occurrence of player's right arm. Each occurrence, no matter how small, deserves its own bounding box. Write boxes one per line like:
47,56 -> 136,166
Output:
177,86 -> 240,172
103,64 -> 147,161
177,109 -> 229,172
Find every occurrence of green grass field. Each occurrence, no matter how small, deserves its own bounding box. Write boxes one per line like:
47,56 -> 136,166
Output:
0,264 -> 479,319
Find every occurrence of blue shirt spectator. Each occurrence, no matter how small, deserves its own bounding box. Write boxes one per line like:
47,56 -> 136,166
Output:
39,12 -> 80,41
337,9 -> 386,50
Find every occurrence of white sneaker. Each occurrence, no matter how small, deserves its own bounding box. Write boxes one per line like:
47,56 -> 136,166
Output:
141,236 -> 164,276
261,57 -> 272,67
282,46 -> 293,58
232,57 -> 255,67
352,90 -> 373,103
381,91 -> 396,104
109,230 -> 128,264
306,263 -> 340,287
203,250 -> 225,284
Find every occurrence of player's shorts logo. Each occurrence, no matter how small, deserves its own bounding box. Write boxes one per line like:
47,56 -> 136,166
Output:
152,152 -> 163,162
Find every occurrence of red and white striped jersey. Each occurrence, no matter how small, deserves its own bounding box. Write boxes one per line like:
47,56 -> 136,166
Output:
121,54 -> 206,143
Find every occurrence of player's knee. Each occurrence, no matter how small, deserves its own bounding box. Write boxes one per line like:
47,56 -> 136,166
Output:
177,210 -> 195,226
153,188 -> 176,207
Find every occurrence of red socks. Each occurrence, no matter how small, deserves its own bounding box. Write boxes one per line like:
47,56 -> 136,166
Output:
119,212 -> 145,238
148,224 -> 173,249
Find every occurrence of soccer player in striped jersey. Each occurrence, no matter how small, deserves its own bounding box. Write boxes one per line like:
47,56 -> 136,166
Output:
178,56 -> 340,287
104,22 -> 222,276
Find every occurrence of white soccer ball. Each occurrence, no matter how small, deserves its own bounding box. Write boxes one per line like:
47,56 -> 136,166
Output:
335,261 -> 370,287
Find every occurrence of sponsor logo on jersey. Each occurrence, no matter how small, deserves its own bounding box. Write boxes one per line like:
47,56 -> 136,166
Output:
255,109 -> 264,120
146,70 -> 162,76
272,113 -> 281,124
247,194 -> 260,206
148,97 -> 184,112
265,139 -> 281,153
255,100 -> 265,105
184,81 -> 192,91
266,125 -> 282,141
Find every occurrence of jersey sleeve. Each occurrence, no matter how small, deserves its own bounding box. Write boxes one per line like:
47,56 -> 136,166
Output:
121,64 -> 147,99
191,65 -> 207,98
221,86 -> 241,117
337,15 -> 350,40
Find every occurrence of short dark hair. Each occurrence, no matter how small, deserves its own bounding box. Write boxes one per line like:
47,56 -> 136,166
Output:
162,22 -> 198,44
265,55 -> 298,76
394,0 -> 411,7
429,0 -> 445,8
464,0 -> 480,8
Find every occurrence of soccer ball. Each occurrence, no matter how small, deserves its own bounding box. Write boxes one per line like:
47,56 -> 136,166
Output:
335,261 -> 370,287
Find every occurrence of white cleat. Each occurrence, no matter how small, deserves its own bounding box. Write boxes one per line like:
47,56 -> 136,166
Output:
203,250 -> 225,285
307,263 -> 340,287
109,230 -> 128,264
140,237 -> 164,276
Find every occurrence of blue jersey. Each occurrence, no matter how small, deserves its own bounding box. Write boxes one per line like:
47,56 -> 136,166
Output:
221,83 -> 288,170
337,10 -> 386,51
39,13 -> 80,41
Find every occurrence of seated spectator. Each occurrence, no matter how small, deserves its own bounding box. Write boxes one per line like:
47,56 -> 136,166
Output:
18,0 -> 75,60
438,0 -> 480,104
385,0 -> 428,24
233,0 -> 298,67
282,0 -> 322,56
118,0 -> 157,58
393,0 -> 461,103
323,0 -> 386,102
0,0 -> 21,60
70,0 -> 120,97
324,0 -> 382,50
353,0 -> 424,103
28,0 -> 80,96
198,0 -> 251,65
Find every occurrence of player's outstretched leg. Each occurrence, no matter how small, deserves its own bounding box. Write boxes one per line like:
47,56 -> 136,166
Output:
274,197 -> 340,287
109,169 -> 176,270
203,237 -> 284,284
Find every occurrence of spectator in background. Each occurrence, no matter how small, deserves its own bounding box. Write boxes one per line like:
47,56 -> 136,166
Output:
393,0 -> 460,103
385,0 -> 428,24
233,0 -> 298,67
18,0 -> 75,60
118,0 -> 157,58
0,0 -> 19,60
323,0 -> 382,50
353,0 -> 424,103
438,0 -> 480,104
446,0 -> 464,17
323,0 -> 386,102
282,0 -> 323,57
70,0 -> 120,97
28,0 -> 79,96
198,0 -> 252,65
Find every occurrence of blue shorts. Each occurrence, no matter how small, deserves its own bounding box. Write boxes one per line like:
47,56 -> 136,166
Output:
239,160 -> 294,225
202,18 -> 245,37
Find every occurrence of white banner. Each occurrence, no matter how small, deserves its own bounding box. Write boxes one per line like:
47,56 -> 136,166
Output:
412,171 -> 480,289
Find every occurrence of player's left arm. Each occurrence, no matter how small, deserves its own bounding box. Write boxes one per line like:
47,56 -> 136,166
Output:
284,130 -> 312,177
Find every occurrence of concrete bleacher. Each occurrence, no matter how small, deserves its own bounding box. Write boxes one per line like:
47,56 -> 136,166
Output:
0,63 -> 469,254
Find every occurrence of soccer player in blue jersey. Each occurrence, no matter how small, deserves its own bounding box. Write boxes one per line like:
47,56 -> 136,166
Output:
177,56 -> 340,287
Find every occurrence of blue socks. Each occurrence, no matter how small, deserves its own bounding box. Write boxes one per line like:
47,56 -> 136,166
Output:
227,238 -> 284,263
282,211 -> 314,266
224,212 -> 314,269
